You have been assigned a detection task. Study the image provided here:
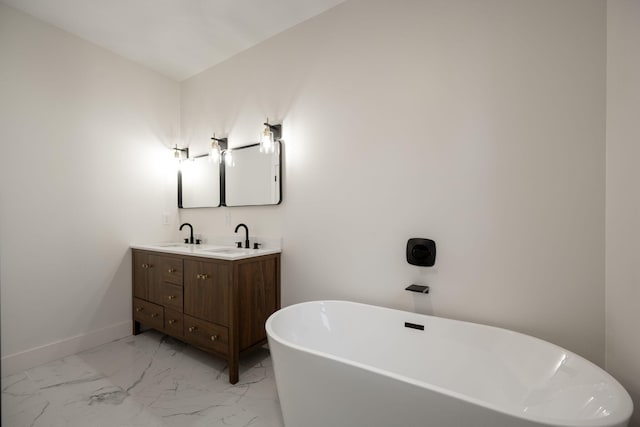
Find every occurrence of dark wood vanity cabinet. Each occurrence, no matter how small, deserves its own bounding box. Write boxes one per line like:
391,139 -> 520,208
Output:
132,249 -> 281,384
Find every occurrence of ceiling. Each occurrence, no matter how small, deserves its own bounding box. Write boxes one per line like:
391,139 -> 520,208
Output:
1,0 -> 346,81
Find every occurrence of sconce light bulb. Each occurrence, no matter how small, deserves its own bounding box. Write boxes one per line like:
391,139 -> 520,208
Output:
261,126 -> 274,154
225,150 -> 234,167
210,141 -> 221,164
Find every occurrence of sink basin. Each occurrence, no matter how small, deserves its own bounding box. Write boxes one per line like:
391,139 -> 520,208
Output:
155,243 -> 190,248
201,248 -> 255,256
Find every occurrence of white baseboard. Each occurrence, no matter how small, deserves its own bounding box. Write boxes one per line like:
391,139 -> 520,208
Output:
1,320 -> 132,376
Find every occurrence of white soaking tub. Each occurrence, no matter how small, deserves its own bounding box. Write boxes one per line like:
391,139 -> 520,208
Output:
266,301 -> 632,427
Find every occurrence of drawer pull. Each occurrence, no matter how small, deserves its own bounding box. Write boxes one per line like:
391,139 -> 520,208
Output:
167,268 -> 176,273
168,295 -> 176,300
135,307 -> 143,312
141,263 -> 148,269
196,273 -> 210,280
188,326 -> 197,333
168,319 -> 176,325
151,313 -> 158,318
210,335 -> 218,342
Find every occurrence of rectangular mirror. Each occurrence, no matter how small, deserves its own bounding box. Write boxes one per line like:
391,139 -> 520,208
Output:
225,142 -> 281,206
178,155 -> 221,208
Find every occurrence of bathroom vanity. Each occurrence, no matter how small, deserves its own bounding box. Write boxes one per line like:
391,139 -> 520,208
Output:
130,244 -> 281,384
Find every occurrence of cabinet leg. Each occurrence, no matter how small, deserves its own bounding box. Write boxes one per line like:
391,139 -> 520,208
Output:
133,320 -> 141,336
228,355 -> 239,384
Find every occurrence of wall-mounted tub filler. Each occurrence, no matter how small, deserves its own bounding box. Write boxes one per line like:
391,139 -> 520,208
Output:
405,284 -> 430,294
266,301 -> 633,427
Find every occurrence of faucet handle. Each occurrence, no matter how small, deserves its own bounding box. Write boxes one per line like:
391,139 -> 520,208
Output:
184,238 -> 189,244
236,241 -> 242,248
253,242 -> 262,249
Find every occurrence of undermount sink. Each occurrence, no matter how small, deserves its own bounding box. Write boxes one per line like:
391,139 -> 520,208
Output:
201,248 -> 255,255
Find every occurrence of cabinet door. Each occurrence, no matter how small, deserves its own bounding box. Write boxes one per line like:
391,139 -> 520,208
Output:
145,254 -> 168,304
133,252 -> 150,299
184,260 -> 230,326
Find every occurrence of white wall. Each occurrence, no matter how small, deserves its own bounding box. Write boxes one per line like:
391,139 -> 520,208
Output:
606,1 -> 640,425
180,0 -> 607,364
0,4 -> 180,374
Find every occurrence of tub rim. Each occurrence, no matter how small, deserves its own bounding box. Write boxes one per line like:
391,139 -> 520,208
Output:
265,300 -> 633,427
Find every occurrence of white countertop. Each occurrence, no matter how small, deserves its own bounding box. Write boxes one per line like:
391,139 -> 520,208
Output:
131,243 -> 281,261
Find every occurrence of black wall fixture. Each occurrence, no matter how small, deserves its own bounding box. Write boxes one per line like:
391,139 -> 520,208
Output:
406,238 -> 436,267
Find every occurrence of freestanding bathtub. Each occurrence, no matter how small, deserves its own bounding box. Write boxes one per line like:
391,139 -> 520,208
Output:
266,301 -> 633,427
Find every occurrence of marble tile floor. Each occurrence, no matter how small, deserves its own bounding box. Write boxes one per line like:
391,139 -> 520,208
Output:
1,330 -> 284,427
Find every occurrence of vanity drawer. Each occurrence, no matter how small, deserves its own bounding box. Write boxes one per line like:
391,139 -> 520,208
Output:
161,257 -> 183,285
160,283 -> 183,311
164,309 -> 183,338
184,315 -> 228,355
133,298 -> 163,330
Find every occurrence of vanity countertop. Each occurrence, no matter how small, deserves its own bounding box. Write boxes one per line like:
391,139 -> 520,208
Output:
131,243 -> 281,261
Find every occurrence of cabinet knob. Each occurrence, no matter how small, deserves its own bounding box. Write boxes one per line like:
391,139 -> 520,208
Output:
210,335 -> 218,342
168,319 -> 176,325
167,268 -> 176,273
168,295 -> 175,300
141,263 -> 148,269
188,326 -> 197,333
196,273 -> 209,280
151,313 -> 158,318
135,307 -> 143,312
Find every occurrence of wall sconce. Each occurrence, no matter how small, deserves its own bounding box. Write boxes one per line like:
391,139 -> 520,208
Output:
210,134 -> 228,164
173,144 -> 189,162
261,118 -> 282,154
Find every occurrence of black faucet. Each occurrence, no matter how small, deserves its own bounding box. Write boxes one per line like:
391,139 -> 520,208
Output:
180,223 -> 194,244
234,223 -> 249,248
